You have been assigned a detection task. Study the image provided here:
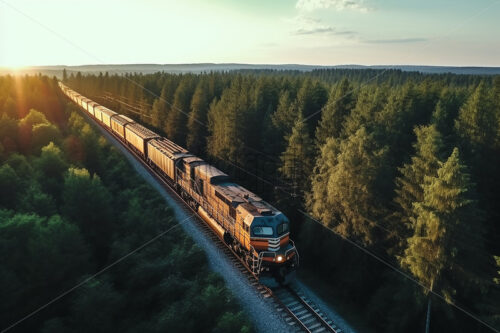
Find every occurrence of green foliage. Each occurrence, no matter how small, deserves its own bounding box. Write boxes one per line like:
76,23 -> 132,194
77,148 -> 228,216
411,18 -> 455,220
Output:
296,79 -> 328,134
62,168 -> 113,262
19,108 -> 50,128
343,86 -> 387,138
308,127 -> 390,244
32,123 -> 62,153
150,85 -> 169,129
34,142 -> 68,196
0,164 -> 21,208
431,88 -> 464,137
165,77 -> 195,146
2,96 -> 17,119
0,75 -> 252,333
315,77 -> 355,145
19,184 -> 57,217
393,125 -> 446,246
401,148 -> 484,299
207,78 -> 257,164
5,152 -> 33,179
0,213 -> 90,330
280,112 -> 314,194
186,80 -> 209,154
66,69 -> 500,332
0,113 -> 19,152
66,278 -> 124,333
455,82 -> 498,150
271,90 -> 297,137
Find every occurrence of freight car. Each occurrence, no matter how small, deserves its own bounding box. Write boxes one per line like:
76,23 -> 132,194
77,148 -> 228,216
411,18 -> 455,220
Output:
87,101 -> 99,116
101,108 -> 117,128
125,123 -> 160,157
110,114 -> 135,139
58,82 -> 298,284
81,98 -> 92,112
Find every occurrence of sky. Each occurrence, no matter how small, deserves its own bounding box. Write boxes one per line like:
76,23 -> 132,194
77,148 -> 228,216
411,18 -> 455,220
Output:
0,0 -> 499,67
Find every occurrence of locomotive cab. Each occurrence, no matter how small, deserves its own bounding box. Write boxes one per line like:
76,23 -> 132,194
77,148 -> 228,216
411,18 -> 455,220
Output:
237,202 -> 298,284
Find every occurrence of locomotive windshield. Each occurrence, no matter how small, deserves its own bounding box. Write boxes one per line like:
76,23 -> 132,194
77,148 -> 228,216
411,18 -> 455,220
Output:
252,226 -> 273,237
277,223 -> 289,236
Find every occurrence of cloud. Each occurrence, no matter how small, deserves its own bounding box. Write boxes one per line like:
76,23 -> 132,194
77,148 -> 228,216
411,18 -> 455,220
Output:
296,0 -> 370,12
289,15 -> 357,37
294,27 -> 335,35
364,38 -> 428,44
294,27 -> 356,36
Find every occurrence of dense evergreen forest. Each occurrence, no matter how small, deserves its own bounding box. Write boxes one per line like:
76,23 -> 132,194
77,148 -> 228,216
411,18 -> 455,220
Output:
67,68 -> 500,332
0,75 -> 252,333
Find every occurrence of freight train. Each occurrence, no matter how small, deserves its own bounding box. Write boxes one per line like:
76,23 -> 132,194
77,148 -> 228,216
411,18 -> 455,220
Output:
59,82 -> 298,284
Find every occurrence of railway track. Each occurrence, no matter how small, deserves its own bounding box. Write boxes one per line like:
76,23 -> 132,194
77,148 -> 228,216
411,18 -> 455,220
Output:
73,102 -> 341,333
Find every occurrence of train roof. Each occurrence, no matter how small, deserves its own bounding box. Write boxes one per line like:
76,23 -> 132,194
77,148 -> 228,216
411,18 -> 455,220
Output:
237,199 -> 285,227
95,105 -> 116,115
126,122 -> 159,139
209,181 -> 283,219
101,108 -> 117,117
111,114 -> 135,126
238,200 -> 277,216
148,138 -> 189,159
183,156 -> 204,164
192,162 -> 230,184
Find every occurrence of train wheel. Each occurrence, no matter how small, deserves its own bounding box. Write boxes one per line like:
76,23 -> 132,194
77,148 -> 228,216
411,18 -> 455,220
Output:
190,200 -> 199,210
223,232 -> 233,246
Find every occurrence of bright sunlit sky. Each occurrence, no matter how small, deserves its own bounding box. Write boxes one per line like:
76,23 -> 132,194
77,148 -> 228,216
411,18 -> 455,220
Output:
1,0 -> 499,67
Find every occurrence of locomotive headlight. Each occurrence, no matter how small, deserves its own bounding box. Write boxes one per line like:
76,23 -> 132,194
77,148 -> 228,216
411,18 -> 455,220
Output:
277,255 -> 284,262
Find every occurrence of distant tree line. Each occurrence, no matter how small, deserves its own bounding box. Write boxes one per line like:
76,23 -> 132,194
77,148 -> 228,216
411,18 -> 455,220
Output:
67,69 -> 500,332
0,75 -> 252,333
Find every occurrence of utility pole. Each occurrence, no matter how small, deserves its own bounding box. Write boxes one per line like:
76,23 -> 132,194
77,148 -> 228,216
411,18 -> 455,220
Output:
425,281 -> 433,333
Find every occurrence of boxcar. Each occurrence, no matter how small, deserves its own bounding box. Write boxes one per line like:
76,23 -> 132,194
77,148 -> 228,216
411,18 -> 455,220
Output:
81,98 -> 92,112
93,105 -> 104,122
94,106 -> 114,125
87,101 -> 98,116
78,96 -> 85,108
110,114 -> 135,139
147,138 -> 191,181
125,123 -> 159,156
101,108 -> 117,128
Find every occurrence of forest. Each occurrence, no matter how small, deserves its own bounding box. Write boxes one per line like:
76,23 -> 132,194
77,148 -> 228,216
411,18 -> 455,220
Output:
0,75 -> 252,333
66,68 -> 500,332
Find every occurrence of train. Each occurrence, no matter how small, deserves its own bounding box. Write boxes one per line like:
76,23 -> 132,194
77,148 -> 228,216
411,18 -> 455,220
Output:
59,82 -> 299,284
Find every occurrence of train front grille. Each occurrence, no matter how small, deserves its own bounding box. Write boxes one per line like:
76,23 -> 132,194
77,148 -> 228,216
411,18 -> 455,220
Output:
268,238 -> 280,251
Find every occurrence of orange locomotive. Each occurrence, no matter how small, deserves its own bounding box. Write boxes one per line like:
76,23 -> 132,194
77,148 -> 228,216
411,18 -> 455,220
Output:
59,82 -> 299,284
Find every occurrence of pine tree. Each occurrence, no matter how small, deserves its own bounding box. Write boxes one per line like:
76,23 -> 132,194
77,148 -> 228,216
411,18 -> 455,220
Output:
308,127 -> 389,244
296,79 -> 328,135
431,88 -> 464,138
315,77 -> 355,146
165,77 -> 195,146
279,111 -> 314,195
271,90 -> 295,136
150,86 -> 169,129
401,148 -> 485,332
455,81 -> 497,151
393,125 -> 446,240
207,78 -> 255,165
495,76 -> 500,154
186,80 -> 209,154
343,86 -> 387,138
